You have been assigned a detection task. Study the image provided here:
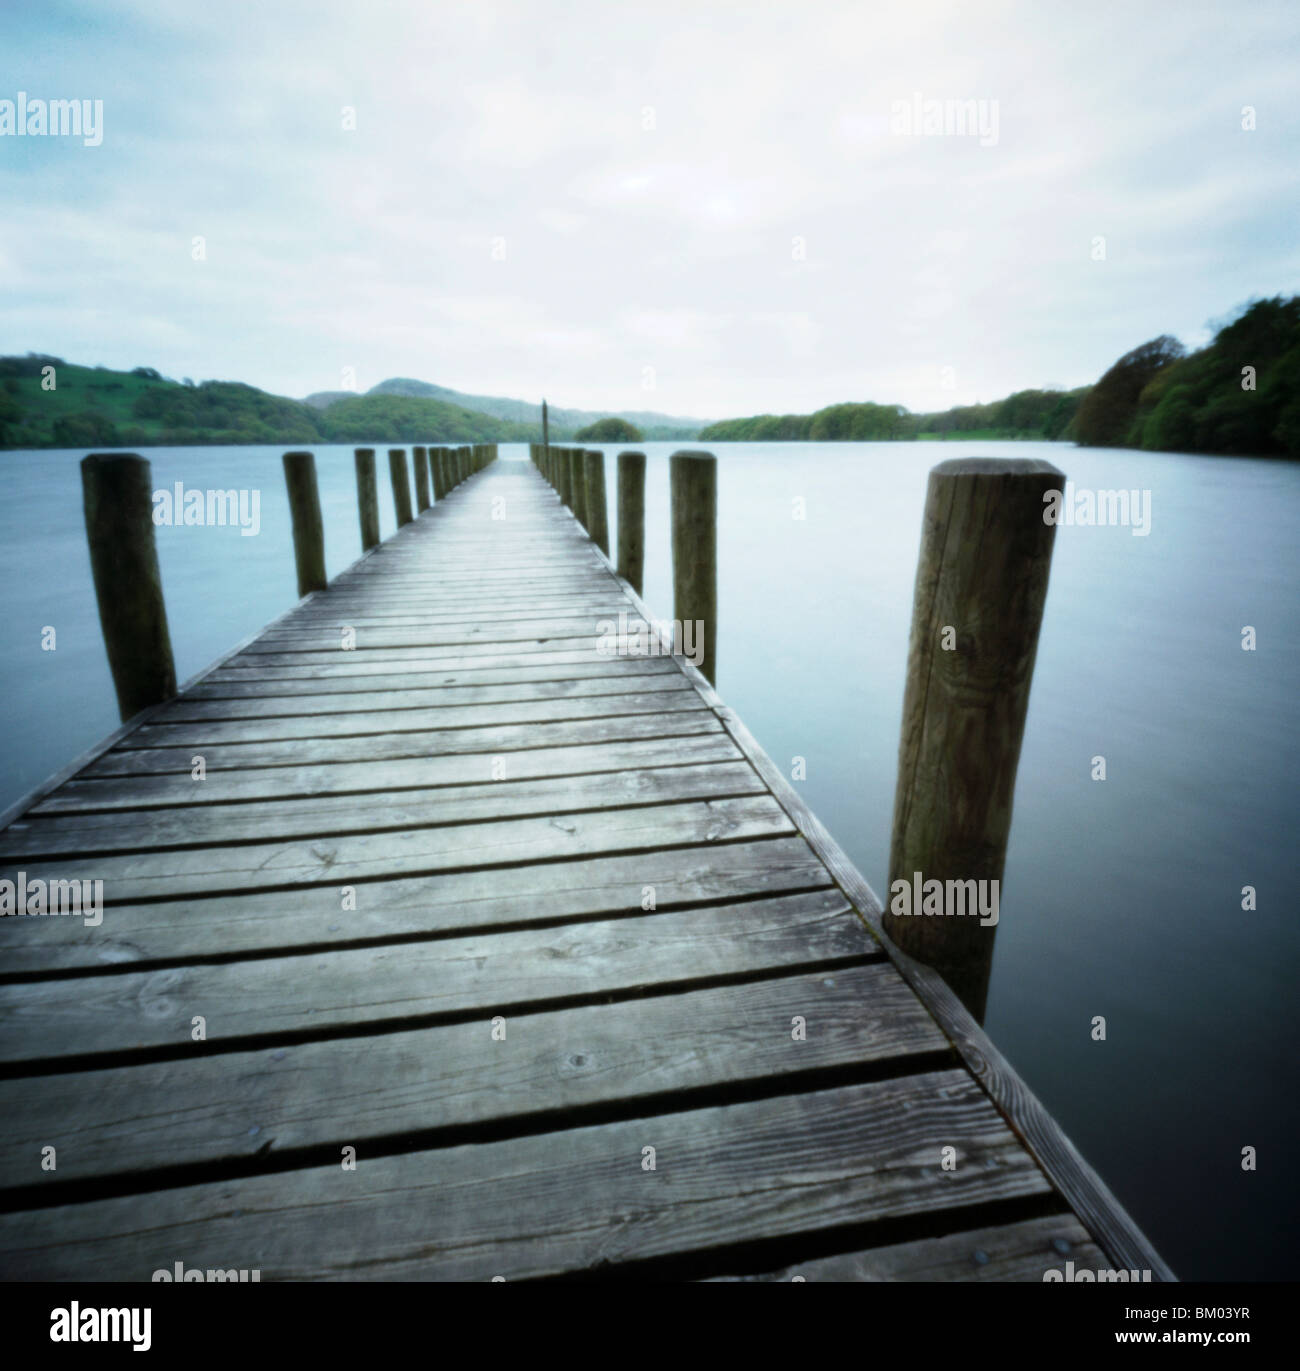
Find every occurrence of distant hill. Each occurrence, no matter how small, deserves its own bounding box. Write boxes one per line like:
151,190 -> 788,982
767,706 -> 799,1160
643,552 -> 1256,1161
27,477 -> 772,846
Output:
306,377 -> 704,440
0,358 -> 543,450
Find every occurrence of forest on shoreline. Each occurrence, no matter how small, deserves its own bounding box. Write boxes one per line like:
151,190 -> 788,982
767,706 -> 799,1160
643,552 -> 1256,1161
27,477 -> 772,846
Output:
700,296 -> 1300,458
3,296 -> 1295,458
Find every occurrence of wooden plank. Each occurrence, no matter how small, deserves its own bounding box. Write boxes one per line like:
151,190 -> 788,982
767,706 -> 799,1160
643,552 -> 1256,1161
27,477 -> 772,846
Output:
203,650 -> 680,686
0,836 -> 832,974
0,796 -> 795,905
125,690 -> 705,747
707,1214 -> 1104,1282
286,601 -> 630,627
248,616 -> 633,651
29,733 -> 746,813
165,674 -> 694,716
0,888 -> 871,1064
0,1070 -> 1051,1280
84,711 -> 725,776
2,762 -> 765,858
218,637 -> 637,667
191,658 -> 683,696
0,962 -> 945,1184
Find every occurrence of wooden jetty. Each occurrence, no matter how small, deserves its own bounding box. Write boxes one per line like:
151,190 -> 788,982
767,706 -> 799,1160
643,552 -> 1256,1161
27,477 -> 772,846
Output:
0,445 -> 1172,1281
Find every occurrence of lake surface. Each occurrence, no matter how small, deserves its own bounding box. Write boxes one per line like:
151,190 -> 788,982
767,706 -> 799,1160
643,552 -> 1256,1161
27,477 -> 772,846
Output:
2,439 -> 1296,1280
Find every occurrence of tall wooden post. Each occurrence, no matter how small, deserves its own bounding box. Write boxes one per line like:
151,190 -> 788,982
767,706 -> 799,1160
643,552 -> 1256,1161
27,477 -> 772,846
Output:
80,453 -> 177,721
583,450 -> 609,556
389,449 -> 413,526
283,451 -> 327,597
413,446 -> 430,512
542,398 -> 550,471
884,457 -> 1063,1023
670,451 -> 717,685
354,448 -> 380,550
429,447 -> 445,502
617,451 -> 646,594
569,448 -> 589,529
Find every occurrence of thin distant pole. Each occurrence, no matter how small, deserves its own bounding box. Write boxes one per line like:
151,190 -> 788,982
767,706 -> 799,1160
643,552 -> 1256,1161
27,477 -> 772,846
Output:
542,398 -> 550,467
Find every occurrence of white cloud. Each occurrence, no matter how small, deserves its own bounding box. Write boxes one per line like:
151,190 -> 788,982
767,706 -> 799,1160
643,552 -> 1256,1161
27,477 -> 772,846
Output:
0,0 -> 1297,416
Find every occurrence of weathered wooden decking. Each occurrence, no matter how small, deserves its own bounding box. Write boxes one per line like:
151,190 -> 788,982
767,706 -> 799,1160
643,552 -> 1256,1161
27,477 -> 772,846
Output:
0,458 -> 1170,1281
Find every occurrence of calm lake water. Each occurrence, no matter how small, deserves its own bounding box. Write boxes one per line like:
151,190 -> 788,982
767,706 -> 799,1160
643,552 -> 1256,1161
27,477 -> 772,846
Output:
2,440 -> 1297,1280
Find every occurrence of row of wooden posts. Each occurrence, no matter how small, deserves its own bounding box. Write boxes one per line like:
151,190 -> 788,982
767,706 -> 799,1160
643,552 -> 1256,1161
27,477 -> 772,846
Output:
529,443 -> 719,687
79,440 -> 1061,1023
79,443 -> 499,725
532,444 -> 1064,1021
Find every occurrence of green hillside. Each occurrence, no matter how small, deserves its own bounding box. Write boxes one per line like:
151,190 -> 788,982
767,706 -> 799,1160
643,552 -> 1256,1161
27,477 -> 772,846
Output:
697,296 -> 1300,457
8,296 -> 1295,457
353,377 -> 701,439
699,388 -> 1087,444
0,358 -> 544,450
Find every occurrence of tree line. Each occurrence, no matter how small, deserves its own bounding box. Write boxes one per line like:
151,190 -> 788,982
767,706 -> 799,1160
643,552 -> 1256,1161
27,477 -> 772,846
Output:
698,295 -> 1299,456
0,363 -> 561,450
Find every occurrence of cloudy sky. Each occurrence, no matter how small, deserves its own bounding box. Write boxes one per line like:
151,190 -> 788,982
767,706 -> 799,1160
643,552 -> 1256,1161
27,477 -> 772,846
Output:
2,0 -> 1297,420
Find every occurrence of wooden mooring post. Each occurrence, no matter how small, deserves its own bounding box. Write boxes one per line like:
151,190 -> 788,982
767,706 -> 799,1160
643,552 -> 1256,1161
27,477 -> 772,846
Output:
388,449 -> 413,525
569,448 -> 588,529
413,446 -> 430,512
354,448 -> 380,550
617,451 -> 646,594
670,451 -> 717,685
583,450 -> 609,556
428,447 -> 445,502
80,453 -> 177,721
884,457 -> 1064,1022
283,450 -> 327,597
557,445 -> 573,509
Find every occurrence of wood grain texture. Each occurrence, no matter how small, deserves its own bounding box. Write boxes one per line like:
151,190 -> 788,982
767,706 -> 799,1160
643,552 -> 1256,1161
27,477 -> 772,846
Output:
0,836 -> 832,974
0,795 -> 796,907
79,454 -> 176,721
84,709 -> 725,776
707,705 -> 1177,1281
585,470 -> 1174,1280
3,760 -> 763,858
0,962 -> 943,1186
28,732 -> 745,814
0,1071 -> 1048,1280
707,1213 -> 1104,1282
0,888 -> 874,1064
886,458 -> 1063,1018
0,460 -> 1167,1283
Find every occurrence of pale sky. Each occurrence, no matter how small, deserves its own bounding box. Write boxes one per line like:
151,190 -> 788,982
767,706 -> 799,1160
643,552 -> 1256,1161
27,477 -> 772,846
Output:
2,0 -> 1297,420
